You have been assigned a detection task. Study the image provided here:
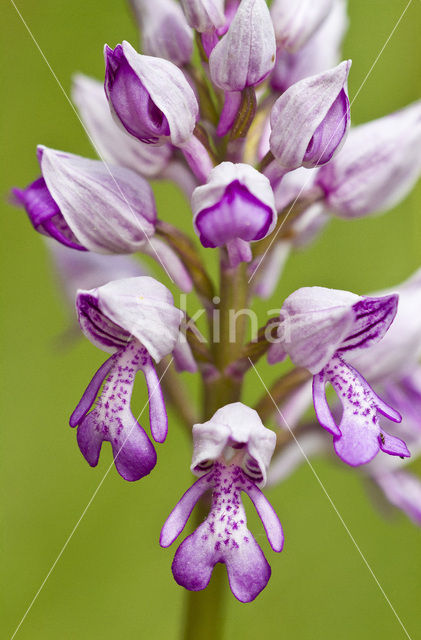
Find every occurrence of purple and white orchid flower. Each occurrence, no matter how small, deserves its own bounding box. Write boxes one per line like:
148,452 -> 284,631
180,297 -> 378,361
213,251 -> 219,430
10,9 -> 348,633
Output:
209,0 -> 276,136
69,276 -> 183,481
192,162 -> 277,267
269,271 -> 421,520
13,145 -> 193,292
104,41 -> 198,147
268,287 -> 410,466
269,61 -> 351,176
160,402 -> 283,602
13,145 -> 156,253
104,41 -> 213,182
209,0 -> 276,92
350,270 -> 421,523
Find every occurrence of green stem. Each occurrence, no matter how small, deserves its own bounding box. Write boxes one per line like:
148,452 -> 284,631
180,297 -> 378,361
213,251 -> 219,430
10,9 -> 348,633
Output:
203,259 -> 249,416
214,258 -> 249,371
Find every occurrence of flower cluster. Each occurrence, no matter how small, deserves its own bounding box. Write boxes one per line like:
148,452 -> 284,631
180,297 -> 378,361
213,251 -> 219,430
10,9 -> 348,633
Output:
12,0 -> 421,606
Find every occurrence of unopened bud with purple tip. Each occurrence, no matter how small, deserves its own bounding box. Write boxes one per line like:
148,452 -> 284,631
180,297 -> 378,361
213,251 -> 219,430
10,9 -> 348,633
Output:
269,60 -> 351,173
192,162 -> 277,267
13,146 -> 156,254
315,100 -> 421,218
271,0 -> 334,52
130,0 -> 193,66
104,41 -> 198,146
209,0 -> 276,92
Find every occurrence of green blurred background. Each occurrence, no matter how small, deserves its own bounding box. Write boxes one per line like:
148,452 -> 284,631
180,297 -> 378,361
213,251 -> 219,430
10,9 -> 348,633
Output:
2,1 -> 421,638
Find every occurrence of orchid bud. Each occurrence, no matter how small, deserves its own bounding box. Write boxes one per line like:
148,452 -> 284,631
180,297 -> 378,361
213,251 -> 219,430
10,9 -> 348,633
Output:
209,0 -> 276,91
271,0 -> 348,92
271,0 -> 335,52
104,41 -> 198,146
13,146 -> 156,253
180,0 -> 225,32
269,60 -> 351,171
315,100 -> 421,217
130,0 -> 193,66
72,74 -> 171,178
192,162 -> 276,266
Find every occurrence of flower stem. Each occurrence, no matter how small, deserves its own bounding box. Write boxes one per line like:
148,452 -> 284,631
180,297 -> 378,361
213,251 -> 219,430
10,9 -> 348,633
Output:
203,258 -> 249,417
214,256 -> 250,371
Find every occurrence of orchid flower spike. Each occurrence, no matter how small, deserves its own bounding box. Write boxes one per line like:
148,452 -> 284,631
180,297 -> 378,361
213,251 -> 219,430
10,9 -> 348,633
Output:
130,0 -> 193,66
160,403 -> 283,602
72,74 -> 172,179
268,287 -> 410,467
69,277 -> 184,481
13,145 -> 156,253
269,61 -> 351,174
315,100 -> 421,217
209,0 -> 276,92
104,41 -> 198,146
271,0 -> 348,93
270,0 -> 335,52
192,162 -> 277,267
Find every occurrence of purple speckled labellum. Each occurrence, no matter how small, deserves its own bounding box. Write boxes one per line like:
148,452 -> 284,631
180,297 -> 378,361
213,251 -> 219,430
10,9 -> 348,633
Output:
70,276 -> 184,481
269,60 -> 351,171
104,41 -> 198,146
130,0 -> 193,65
315,100 -> 421,217
271,0 -> 335,52
209,0 -> 276,92
192,162 -> 276,267
268,286 -> 410,467
160,403 -> 283,602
